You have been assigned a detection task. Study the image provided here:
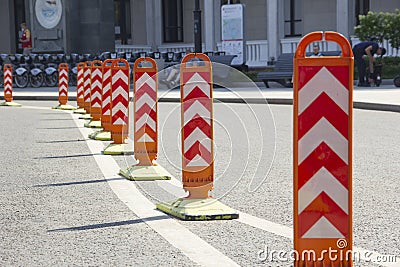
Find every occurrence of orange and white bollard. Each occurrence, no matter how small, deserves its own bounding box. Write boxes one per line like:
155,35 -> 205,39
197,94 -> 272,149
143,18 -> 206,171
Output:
293,31 -> 353,267
157,53 -> 238,220
103,59 -> 133,155
0,64 -> 21,107
119,57 -> 171,180
53,63 -> 76,110
89,59 -> 114,140
84,60 -> 103,128
74,62 -> 86,114
79,62 -> 92,119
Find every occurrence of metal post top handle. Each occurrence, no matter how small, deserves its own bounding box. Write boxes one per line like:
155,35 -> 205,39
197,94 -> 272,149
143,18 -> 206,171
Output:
91,60 -> 103,67
59,63 -> 69,69
134,57 -> 157,70
181,53 -> 211,69
295,31 -> 353,58
111,58 -> 129,69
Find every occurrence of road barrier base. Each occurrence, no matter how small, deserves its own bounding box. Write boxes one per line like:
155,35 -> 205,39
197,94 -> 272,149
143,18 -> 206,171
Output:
73,108 -> 86,114
79,114 -> 92,120
119,164 -> 172,181
0,101 -> 22,107
156,198 -> 239,221
84,120 -> 102,128
89,130 -> 112,141
52,104 -> 77,110
103,143 -> 134,155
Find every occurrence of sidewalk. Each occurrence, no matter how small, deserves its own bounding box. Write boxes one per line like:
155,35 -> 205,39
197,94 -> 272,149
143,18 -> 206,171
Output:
2,79 -> 399,112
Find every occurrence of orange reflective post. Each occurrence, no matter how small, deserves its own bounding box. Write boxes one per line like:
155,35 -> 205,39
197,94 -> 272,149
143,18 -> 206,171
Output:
74,62 -> 86,114
293,31 -> 353,266
133,57 -> 158,166
103,59 -> 133,155
58,63 -> 68,105
119,57 -> 172,180
101,59 -> 114,133
180,53 -> 214,199
0,64 -> 21,107
3,64 -> 13,102
156,53 -> 237,220
83,62 -> 92,114
84,60 -> 103,128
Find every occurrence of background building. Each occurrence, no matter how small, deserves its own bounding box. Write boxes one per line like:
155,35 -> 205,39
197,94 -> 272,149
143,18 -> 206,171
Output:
1,0 -> 399,67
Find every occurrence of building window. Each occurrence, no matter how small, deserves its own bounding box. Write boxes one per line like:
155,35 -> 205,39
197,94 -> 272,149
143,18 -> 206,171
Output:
114,0 -> 131,45
162,0 -> 183,43
284,0 -> 302,37
355,0 -> 370,25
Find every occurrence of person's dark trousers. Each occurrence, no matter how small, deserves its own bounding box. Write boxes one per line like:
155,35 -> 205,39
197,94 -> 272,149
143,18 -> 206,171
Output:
353,46 -> 366,85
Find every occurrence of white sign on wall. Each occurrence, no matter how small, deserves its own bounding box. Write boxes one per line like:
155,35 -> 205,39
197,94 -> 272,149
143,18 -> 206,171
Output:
221,4 -> 245,65
35,0 -> 63,29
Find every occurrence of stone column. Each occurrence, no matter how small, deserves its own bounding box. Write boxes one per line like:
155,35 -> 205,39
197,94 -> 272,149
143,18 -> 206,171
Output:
203,0 -> 215,52
267,0 -> 279,60
337,0 -> 349,38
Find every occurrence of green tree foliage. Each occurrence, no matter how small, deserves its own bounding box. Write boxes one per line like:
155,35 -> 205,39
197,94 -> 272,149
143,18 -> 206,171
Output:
354,10 -> 400,50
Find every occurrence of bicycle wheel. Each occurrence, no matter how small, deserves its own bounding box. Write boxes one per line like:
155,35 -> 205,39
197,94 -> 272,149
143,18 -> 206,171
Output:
69,72 -> 77,86
30,73 -> 44,88
15,72 -> 29,88
394,76 -> 400,87
44,72 -> 58,87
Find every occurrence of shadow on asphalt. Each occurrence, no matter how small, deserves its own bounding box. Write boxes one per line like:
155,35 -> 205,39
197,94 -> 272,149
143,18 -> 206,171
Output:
47,215 -> 170,232
34,153 -> 99,159
33,177 -> 125,188
36,139 -> 86,144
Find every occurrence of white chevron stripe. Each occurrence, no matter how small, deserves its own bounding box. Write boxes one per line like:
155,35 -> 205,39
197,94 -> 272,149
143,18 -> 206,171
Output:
5,70 -> 12,76
302,216 -> 345,238
91,80 -> 102,89
298,118 -> 348,164
113,70 -> 128,84
183,100 -> 211,125
4,76 -> 12,83
136,72 -> 156,91
112,102 -> 128,115
59,92 -> 67,97
299,67 -> 349,115
84,69 -> 91,76
92,68 -> 102,78
102,97 -> 110,107
91,91 -> 102,101
183,73 -> 210,98
113,117 -> 127,125
103,69 -> 111,80
184,127 -> 212,153
136,92 -> 156,111
60,76 -> 68,83
112,86 -> 129,100
103,83 -> 111,93
137,133 -> 155,143
136,113 -> 156,132
298,167 -> 348,214
187,154 -> 209,167
78,77 -> 84,85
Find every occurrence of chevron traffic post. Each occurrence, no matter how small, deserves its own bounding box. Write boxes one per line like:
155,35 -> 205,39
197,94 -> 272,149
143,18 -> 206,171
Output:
89,59 -> 114,141
74,62 -> 86,114
0,64 -> 21,107
85,60 -> 103,128
103,59 -> 133,155
157,53 -> 238,220
293,31 -> 353,266
79,62 -> 92,119
53,63 -> 76,110
120,57 -> 171,180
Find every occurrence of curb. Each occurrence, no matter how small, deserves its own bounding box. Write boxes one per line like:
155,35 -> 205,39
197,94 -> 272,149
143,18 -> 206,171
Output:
1,95 -> 399,113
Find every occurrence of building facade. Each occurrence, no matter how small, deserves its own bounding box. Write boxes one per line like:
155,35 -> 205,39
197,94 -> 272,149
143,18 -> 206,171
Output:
1,0 -> 400,67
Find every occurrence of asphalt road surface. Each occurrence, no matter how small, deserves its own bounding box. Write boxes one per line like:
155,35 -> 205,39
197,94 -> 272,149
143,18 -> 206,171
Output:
0,101 -> 399,266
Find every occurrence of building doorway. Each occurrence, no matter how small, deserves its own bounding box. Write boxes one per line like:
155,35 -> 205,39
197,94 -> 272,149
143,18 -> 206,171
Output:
114,0 -> 131,44
14,0 -> 26,53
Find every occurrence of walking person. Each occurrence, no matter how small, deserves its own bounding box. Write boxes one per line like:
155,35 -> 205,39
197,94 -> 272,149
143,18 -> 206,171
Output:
352,41 -> 386,86
19,22 -> 32,55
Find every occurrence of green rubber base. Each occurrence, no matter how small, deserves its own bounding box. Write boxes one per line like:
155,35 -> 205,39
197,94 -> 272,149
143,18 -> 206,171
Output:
52,104 -> 77,110
103,143 -> 134,155
88,130 -> 112,141
73,108 -> 86,114
156,198 -> 239,221
84,120 -> 102,128
119,164 -> 172,181
0,101 -> 22,107
79,114 -> 92,120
